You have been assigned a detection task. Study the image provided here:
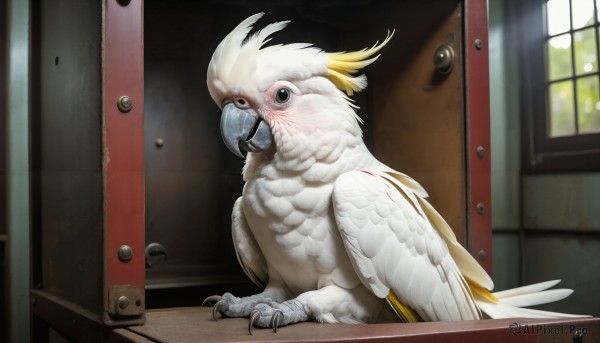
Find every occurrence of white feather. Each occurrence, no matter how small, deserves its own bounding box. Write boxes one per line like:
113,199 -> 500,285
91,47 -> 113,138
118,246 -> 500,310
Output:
333,170 -> 481,321
478,301 -> 587,319
231,197 -> 268,288
493,279 -> 561,298
499,289 -> 574,307
367,169 -> 494,291
476,280 -> 589,318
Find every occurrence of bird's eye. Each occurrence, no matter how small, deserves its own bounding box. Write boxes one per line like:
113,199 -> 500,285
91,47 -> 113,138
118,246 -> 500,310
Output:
274,87 -> 291,104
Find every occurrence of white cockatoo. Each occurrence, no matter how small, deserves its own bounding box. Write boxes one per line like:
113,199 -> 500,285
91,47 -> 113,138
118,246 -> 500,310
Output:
203,13 -> 584,333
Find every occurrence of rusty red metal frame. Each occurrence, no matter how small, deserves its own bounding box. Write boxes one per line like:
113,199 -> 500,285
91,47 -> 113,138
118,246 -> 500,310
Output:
102,0 -> 145,325
464,0 -> 493,274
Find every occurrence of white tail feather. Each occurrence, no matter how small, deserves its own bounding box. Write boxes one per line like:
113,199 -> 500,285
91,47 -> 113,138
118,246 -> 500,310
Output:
499,289 -> 573,307
475,280 -> 589,319
493,279 -> 561,298
478,301 -> 586,319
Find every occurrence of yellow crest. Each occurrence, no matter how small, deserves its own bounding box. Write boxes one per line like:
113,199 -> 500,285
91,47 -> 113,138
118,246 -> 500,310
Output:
326,30 -> 394,96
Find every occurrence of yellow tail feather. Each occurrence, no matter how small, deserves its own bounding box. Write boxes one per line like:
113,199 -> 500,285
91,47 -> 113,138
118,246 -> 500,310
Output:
386,290 -> 422,323
466,277 -> 499,303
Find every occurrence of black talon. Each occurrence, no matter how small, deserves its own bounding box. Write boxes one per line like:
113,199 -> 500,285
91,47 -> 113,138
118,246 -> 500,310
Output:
212,300 -> 225,321
248,310 -> 260,335
271,310 -> 283,333
202,295 -> 223,307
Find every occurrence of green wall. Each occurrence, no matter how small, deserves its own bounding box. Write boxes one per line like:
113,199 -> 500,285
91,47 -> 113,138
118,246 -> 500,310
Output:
489,0 -> 600,317
6,0 -> 31,341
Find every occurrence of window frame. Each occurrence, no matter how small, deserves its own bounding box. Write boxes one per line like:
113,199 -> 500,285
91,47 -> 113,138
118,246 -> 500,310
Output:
511,0 -> 600,172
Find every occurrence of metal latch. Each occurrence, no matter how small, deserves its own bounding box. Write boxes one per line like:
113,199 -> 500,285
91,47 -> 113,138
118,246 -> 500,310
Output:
145,242 -> 168,268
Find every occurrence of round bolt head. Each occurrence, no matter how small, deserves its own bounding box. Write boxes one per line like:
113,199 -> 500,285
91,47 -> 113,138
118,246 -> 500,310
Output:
476,203 -> 486,215
155,138 -> 164,148
117,296 -> 130,309
478,250 -> 487,261
117,95 -> 132,113
118,245 -> 133,262
476,145 -> 485,159
474,39 -> 483,50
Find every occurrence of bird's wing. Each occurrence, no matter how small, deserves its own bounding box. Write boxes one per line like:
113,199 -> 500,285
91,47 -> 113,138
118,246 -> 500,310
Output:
384,170 -> 494,291
232,197 -> 268,289
332,170 -> 481,321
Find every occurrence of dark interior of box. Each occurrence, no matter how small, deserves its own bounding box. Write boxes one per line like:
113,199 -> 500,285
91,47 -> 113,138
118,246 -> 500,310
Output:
143,0 -> 465,308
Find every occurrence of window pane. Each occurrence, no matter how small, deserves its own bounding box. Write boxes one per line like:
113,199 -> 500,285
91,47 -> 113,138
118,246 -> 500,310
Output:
576,76 -> 600,133
572,0 -> 595,29
549,81 -> 576,137
547,0 -> 571,35
548,34 -> 573,80
574,28 -> 598,75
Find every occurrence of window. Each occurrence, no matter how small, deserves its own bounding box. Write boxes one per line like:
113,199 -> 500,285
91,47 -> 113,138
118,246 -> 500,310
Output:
546,0 -> 600,138
512,0 -> 600,171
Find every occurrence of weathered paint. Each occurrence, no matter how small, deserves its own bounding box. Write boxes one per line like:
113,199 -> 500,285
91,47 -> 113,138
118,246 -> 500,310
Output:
102,0 -> 145,325
523,233 -> 600,317
7,0 -> 31,341
465,0 -> 493,273
491,231 -> 520,291
37,0 -> 103,313
523,174 -> 600,231
489,0 -> 521,230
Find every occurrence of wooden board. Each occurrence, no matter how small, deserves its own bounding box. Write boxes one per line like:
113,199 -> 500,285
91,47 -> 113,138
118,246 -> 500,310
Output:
113,307 -> 600,343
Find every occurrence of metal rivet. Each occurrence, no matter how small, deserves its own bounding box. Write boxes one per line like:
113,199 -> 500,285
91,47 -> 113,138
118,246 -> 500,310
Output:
116,0 -> 131,6
117,296 -> 130,309
478,250 -> 487,261
117,95 -> 132,113
155,138 -> 164,148
118,245 -> 133,262
474,39 -> 483,50
476,203 -> 485,215
476,146 -> 485,158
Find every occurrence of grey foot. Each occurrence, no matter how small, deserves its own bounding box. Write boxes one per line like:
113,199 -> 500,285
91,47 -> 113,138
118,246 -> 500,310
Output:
248,299 -> 309,334
202,293 -> 272,321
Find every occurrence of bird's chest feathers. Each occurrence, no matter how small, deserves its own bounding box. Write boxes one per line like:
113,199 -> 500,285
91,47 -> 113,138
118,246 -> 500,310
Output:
243,174 -> 334,248
240,150 -> 369,292
242,173 -> 348,292
240,140 -> 375,260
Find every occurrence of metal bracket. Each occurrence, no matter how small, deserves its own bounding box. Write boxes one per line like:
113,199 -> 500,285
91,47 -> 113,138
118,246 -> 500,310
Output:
107,285 -> 144,318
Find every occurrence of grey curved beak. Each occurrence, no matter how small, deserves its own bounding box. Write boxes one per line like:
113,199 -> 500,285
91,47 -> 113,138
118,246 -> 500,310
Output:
220,103 -> 273,158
